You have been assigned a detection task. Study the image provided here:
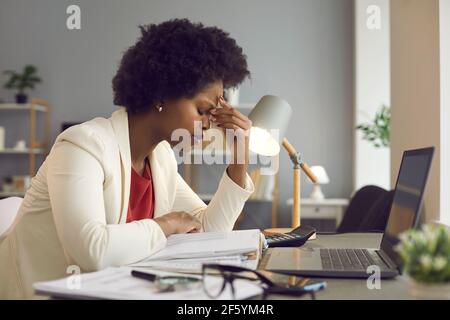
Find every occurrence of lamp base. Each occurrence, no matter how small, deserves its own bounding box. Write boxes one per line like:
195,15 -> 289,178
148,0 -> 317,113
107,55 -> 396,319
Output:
310,184 -> 325,201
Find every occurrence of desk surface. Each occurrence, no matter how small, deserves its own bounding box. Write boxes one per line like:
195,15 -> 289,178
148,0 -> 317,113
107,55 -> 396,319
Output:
286,198 -> 349,206
259,233 -> 412,300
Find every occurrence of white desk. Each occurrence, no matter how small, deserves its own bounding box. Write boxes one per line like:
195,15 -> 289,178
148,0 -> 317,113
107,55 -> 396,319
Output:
287,198 -> 349,227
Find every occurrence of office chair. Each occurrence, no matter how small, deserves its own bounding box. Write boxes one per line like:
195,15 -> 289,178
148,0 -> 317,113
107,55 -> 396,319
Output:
358,190 -> 395,232
0,197 -> 23,237
336,185 -> 388,233
61,122 -> 81,132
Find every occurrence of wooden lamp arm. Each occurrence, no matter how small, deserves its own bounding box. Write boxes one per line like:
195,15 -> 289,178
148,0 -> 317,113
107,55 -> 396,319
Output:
281,138 -> 318,183
281,137 -> 297,155
264,137 -> 319,231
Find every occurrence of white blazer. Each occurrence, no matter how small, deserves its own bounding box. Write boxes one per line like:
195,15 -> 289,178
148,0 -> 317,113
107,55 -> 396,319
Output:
0,107 -> 254,299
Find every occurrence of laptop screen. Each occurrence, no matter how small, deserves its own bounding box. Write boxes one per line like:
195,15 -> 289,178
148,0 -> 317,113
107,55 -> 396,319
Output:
381,147 -> 434,266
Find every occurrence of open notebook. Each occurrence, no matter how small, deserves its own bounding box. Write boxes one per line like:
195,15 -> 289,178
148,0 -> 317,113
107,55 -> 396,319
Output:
129,229 -> 264,273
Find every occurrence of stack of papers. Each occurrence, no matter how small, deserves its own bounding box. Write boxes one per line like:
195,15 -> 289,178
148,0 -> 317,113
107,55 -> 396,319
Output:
34,267 -> 263,300
129,229 -> 263,273
34,229 -> 265,299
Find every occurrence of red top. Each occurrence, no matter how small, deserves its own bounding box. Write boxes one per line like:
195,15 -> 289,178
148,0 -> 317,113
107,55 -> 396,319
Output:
126,159 -> 155,222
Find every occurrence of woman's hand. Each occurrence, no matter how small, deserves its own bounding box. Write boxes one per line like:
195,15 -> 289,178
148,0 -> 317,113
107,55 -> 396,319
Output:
209,96 -> 252,188
154,211 -> 202,237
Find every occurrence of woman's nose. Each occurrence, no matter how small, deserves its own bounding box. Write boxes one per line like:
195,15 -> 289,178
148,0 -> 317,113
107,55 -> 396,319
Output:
202,115 -> 210,130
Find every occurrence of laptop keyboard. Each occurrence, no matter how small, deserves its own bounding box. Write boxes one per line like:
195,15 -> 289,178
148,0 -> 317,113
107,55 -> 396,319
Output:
320,249 -> 388,270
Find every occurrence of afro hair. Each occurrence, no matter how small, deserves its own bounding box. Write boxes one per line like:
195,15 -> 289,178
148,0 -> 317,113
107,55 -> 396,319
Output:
112,18 -> 250,114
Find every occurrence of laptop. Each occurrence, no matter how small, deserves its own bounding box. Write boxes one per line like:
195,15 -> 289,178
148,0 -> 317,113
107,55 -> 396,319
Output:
263,147 -> 435,279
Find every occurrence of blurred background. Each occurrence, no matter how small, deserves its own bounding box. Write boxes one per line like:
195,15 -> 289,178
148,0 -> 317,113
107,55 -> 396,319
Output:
0,0 -> 448,231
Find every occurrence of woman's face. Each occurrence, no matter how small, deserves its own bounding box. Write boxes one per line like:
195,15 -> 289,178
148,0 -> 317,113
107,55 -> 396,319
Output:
161,81 -> 223,147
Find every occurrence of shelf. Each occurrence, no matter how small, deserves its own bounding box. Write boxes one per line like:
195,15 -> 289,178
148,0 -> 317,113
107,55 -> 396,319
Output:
198,193 -> 272,202
0,98 -> 50,177
0,103 -> 47,112
0,191 -> 26,197
0,148 -> 46,154
286,198 -> 350,206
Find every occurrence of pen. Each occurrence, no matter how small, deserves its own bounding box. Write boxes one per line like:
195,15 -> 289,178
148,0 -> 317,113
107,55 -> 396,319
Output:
131,270 -> 201,284
131,270 -> 158,282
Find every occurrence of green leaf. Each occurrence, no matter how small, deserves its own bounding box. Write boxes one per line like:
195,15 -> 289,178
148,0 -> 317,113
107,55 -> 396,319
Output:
24,65 -> 37,75
29,76 -> 41,83
356,105 -> 391,148
3,65 -> 42,93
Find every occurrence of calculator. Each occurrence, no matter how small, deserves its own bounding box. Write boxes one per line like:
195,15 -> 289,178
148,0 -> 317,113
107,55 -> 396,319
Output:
265,225 -> 316,248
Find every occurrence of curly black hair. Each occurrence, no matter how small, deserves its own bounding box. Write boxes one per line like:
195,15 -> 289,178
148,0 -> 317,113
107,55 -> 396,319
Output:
112,19 -> 250,114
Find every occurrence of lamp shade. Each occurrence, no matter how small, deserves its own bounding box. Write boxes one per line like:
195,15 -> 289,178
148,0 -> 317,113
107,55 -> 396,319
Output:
248,95 -> 293,156
309,166 -> 330,184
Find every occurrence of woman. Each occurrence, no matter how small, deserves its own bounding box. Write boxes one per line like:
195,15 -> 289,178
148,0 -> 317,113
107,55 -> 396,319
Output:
0,19 -> 254,299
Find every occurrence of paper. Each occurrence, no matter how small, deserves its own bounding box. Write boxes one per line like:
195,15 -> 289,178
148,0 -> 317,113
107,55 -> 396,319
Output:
132,255 -> 259,274
128,229 -> 262,273
140,229 -> 261,261
33,267 -> 263,300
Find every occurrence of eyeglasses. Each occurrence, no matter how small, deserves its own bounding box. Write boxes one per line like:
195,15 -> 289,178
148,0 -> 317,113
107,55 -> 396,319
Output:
201,263 -> 316,300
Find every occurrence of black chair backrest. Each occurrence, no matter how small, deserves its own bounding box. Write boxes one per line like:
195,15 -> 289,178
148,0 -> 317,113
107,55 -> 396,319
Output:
337,185 -> 388,233
358,190 -> 395,232
61,122 -> 81,133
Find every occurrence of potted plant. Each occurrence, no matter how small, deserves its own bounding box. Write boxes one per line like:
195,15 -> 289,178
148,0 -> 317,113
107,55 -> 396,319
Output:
356,105 -> 390,148
396,224 -> 450,299
3,65 -> 42,104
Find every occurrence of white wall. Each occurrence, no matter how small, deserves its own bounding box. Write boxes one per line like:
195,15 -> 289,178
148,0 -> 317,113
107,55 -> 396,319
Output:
440,0 -> 450,225
0,0 -> 354,227
354,0 -> 390,191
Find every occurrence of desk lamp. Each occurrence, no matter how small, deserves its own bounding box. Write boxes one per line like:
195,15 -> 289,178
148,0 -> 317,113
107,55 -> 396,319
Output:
308,166 -> 330,201
248,95 -> 318,231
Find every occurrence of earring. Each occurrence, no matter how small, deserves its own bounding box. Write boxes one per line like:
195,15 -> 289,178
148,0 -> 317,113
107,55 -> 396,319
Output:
156,104 -> 163,112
